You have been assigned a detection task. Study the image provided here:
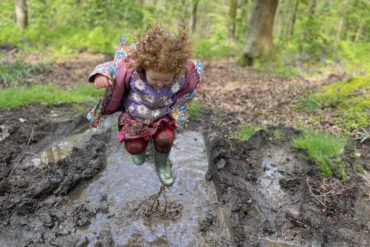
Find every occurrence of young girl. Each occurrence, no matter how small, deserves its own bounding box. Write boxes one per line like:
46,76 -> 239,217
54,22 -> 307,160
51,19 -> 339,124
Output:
87,25 -> 202,187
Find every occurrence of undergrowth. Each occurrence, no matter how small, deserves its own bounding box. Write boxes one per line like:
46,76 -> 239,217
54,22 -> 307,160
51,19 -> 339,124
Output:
0,61 -> 52,86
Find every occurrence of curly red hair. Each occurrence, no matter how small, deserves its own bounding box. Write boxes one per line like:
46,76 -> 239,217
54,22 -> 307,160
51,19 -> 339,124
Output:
125,24 -> 192,78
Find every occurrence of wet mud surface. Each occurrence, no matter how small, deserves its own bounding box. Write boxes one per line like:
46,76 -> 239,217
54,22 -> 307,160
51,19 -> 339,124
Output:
0,104 -> 369,246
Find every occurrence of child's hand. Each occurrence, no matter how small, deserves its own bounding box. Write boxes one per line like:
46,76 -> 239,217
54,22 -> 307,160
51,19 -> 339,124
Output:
93,75 -> 113,89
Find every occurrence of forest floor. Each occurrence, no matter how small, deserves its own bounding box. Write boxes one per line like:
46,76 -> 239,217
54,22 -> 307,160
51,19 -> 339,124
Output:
0,52 -> 369,246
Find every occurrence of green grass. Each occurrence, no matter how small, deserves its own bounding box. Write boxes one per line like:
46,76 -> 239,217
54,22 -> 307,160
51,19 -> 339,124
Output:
0,61 -> 53,86
0,83 -> 104,109
236,125 -> 256,141
291,129 -> 349,179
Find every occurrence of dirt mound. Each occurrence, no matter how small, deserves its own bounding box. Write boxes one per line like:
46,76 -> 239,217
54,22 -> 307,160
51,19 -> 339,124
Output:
206,126 -> 369,246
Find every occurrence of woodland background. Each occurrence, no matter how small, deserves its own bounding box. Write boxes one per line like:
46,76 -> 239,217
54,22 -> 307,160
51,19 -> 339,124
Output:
1,0 -> 369,74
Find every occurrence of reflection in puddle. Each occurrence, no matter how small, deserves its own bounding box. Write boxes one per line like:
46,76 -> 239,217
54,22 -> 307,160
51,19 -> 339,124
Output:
258,159 -> 288,207
27,114 -> 118,168
259,238 -> 299,247
0,125 -> 10,142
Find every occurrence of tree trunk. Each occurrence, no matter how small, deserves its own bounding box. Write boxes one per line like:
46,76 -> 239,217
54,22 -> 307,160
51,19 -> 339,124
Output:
354,22 -> 363,42
191,0 -> 199,33
238,0 -> 279,66
334,0 -> 350,48
15,0 -> 28,30
308,0 -> 316,15
228,0 -> 238,40
290,0 -> 299,36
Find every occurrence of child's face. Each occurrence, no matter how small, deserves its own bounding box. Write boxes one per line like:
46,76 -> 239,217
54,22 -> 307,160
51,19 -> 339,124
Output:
146,70 -> 174,89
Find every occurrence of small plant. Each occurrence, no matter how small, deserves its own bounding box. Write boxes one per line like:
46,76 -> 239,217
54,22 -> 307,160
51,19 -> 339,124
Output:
296,93 -> 322,113
354,164 -> 366,174
291,129 -> 349,178
273,129 -> 283,140
338,164 -> 347,182
354,128 -> 370,143
236,125 -> 256,141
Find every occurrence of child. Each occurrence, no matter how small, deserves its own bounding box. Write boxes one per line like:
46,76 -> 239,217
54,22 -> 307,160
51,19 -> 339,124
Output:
87,25 -> 202,187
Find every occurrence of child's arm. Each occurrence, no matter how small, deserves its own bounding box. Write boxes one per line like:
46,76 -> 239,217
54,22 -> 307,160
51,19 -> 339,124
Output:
87,35 -> 130,128
171,60 -> 202,128
88,34 -> 129,83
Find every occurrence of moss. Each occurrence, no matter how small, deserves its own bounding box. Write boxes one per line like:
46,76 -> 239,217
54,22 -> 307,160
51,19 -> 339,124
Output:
295,76 -> 370,130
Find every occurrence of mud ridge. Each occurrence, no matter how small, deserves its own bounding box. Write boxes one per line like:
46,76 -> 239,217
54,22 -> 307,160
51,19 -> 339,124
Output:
0,105 -> 111,246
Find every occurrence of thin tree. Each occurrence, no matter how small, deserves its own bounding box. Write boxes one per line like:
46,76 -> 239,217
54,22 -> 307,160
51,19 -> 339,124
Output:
238,0 -> 279,66
228,0 -> 238,40
15,0 -> 28,30
334,0 -> 350,48
191,0 -> 199,33
290,0 -> 299,37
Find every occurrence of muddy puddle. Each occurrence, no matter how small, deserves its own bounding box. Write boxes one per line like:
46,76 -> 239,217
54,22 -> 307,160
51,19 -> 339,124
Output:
46,115 -> 230,246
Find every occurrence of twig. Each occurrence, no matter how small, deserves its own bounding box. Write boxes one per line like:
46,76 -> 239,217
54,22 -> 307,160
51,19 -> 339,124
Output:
149,185 -> 166,212
9,125 -> 35,176
306,177 -> 327,208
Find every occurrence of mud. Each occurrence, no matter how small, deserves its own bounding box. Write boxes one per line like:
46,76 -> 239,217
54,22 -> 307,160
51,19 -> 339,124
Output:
206,126 -> 369,246
0,104 -> 111,246
0,103 -> 369,247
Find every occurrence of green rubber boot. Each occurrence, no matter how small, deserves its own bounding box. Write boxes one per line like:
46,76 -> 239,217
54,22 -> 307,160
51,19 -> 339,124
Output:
132,151 -> 145,166
154,151 -> 175,187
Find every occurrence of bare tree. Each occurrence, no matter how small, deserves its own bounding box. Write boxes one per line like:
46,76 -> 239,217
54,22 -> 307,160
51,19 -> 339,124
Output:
238,0 -> 279,66
228,0 -> 238,40
15,0 -> 28,30
290,0 -> 299,37
334,0 -> 350,48
191,0 -> 200,33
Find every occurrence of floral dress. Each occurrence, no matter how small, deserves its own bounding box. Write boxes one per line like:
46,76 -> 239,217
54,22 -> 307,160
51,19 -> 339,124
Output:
116,71 -> 185,142
87,34 -> 202,141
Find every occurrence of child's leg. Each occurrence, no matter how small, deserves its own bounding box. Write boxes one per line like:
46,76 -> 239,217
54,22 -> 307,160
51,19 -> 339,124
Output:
153,124 -> 175,186
124,138 -> 148,166
153,125 -> 175,154
124,138 -> 148,154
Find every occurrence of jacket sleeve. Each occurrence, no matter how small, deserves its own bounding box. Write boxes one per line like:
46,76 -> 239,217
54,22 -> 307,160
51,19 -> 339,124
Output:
170,59 -> 202,128
88,34 -> 131,83
87,34 -> 132,128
